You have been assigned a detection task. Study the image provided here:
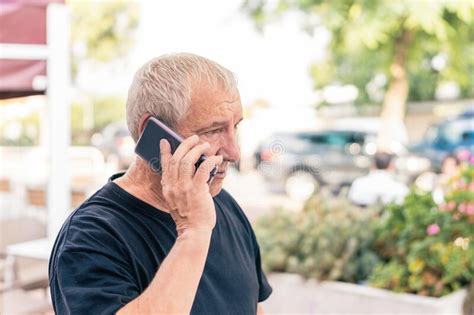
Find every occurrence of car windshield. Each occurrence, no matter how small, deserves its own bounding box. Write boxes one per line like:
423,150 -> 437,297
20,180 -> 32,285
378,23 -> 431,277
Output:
262,130 -> 370,153
300,131 -> 366,149
435,119 -> 474,146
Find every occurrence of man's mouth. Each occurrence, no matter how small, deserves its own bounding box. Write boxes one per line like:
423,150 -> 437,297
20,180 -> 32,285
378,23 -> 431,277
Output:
215,170 -> 227,178
214,163 -> 229,178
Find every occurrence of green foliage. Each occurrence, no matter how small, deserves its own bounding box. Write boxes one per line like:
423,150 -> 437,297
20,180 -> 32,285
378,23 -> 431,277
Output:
70,96 -> 126,145
255,155 -> 473,297
243,0 -> 474,104
67,0 -> 139,80
71,101 -> 85,133
255,189 -> 380,283
68,0 -> 139,62
369,161 -> 474,297
255,207 -> 302,272
91,96 -> 126,132
67,0 -> 136,141
0,113 -> 40,146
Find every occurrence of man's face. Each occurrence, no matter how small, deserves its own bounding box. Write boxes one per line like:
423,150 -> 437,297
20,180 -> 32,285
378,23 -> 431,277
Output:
175,84 -> 243,196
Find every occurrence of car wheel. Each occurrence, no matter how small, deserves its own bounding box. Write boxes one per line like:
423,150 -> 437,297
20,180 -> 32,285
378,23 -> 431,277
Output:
285,171 -> 319,201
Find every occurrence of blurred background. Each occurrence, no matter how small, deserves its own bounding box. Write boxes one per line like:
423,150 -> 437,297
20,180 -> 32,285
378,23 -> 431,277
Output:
0,0 -> 473,314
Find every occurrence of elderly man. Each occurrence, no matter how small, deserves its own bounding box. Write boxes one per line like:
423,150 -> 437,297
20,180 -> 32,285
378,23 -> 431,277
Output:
49,53 -> 272,314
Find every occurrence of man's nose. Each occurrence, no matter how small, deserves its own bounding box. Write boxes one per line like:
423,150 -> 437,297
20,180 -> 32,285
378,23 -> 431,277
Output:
217,132 -> 240,162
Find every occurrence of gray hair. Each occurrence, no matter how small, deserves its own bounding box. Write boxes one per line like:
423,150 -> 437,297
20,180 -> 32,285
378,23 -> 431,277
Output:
126,53 -> 238,142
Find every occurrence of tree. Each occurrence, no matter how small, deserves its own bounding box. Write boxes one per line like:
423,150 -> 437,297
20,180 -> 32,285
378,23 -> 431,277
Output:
66,0 -> 139,144
67,0 -> 139,79
243,0 -> 474,150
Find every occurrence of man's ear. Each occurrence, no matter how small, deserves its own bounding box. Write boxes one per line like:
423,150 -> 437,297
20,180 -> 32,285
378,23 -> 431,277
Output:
137,113 -> 152,137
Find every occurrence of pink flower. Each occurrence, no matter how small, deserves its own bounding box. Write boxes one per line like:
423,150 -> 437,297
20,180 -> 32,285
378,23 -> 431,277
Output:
470,156 -> 474,165
469,182 -> 474,192
459,203 -> 467,213
426,224 -> 440,236
457,149 -> 471,161
466,204 -> 474,215
447,201 -> 456,211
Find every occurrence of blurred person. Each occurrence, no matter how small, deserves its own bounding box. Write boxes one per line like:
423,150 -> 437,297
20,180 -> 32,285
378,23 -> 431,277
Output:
49,53 -> 272,314
432,154 -> 461,204
439,154 -> 461,183
348,152 -> 409,206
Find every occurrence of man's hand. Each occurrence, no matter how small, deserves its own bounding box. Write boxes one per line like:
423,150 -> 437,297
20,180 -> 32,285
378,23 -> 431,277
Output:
160,135 -> 223,237
119,135 -> 223,314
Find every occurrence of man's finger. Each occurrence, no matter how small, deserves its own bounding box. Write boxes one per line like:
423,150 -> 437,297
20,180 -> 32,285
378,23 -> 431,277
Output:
159,139 -> 172,179
194,155 -> 223,184
172,135 -> 200,162
168,135 -> 200,183
179,142 -> 211,179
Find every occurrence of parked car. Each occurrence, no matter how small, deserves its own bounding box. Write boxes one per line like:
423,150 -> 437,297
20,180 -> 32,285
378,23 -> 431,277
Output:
255,115 -> 439,200
410,109 -> 474,171
91,122 -> 135,169
256,129 -> 378,200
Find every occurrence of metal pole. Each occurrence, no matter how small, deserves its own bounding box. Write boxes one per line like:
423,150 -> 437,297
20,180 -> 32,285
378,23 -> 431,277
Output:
46,3 -> 71,239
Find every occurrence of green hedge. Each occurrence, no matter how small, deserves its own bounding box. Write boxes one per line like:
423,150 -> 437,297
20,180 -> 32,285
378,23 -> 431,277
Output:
255,157 -> 474,297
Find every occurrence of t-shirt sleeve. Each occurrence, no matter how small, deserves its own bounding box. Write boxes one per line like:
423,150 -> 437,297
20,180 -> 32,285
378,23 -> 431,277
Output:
250,228 -> 273,302
49,216 -> 140,315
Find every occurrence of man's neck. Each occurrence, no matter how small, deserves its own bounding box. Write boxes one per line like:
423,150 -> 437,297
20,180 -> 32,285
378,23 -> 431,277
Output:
114,159 -> 171,212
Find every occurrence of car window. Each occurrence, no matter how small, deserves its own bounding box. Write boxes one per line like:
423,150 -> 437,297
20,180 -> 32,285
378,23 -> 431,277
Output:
327,133 -> 350,147
309,133 -> 347,147
461,130 -> 474,144
348,132 -> 367,144
306,134 -> 326,145
436,119 -> 474,146
307,132 -> 358,148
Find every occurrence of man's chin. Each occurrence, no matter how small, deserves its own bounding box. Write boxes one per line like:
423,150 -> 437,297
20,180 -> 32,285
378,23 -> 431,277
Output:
209,177 -> 224,197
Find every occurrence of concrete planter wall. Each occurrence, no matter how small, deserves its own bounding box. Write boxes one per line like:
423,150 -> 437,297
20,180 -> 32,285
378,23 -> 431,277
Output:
262,273 -> 467,315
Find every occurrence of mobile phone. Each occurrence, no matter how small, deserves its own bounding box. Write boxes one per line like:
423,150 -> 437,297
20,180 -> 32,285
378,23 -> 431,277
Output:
135,117 -> 217,183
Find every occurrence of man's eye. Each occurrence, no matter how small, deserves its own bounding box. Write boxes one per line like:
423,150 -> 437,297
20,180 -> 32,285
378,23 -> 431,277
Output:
206,128 -> 223,135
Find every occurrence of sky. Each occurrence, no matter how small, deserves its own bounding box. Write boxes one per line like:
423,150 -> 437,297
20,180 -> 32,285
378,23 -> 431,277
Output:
77,0 -> 330,109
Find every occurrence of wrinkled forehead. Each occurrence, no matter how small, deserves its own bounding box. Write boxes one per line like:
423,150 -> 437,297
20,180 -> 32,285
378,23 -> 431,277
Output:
181,86 -> 242,129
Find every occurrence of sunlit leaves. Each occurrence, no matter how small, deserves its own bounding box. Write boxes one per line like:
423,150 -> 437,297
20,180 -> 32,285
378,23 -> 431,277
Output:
67,0 -> 139,62
242,0 -> 474,103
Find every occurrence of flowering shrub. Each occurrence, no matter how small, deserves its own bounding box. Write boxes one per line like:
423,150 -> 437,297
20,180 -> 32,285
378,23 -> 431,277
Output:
255,150 -> 473,297
369,152 -> 474,297
255,189 -> 380,283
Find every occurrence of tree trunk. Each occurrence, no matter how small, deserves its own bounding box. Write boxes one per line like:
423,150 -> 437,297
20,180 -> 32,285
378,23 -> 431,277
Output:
377,29 -> 414,153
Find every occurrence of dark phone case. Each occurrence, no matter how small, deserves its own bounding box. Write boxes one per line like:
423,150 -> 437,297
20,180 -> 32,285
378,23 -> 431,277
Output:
134,117 -> 217,181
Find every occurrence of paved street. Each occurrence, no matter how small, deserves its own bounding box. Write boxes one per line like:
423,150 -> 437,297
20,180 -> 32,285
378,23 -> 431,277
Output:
223,169 -> 305,222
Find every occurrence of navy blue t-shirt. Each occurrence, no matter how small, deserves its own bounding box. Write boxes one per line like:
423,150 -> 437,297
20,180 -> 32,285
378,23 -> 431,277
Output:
49,173 -> 272,314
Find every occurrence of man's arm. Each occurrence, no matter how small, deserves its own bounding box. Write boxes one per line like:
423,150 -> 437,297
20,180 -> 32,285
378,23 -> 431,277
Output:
118,230 -> 211,314
257,303 -> 266,315
119,136 -> 223,314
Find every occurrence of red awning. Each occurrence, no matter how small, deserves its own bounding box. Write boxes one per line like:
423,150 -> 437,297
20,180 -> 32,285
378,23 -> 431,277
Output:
0,0 -> 63,99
